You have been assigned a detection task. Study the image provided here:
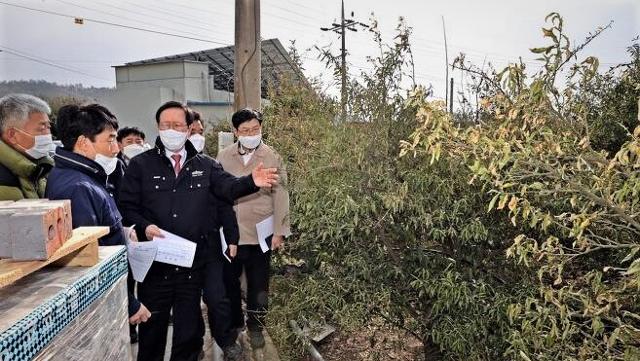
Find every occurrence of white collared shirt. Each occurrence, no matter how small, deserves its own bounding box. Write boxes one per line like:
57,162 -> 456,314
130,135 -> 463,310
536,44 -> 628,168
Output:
165,148 -> 187,169
242,151 -> 254,165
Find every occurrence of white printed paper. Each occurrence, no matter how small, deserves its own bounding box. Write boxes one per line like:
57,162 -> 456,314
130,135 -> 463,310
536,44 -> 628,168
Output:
219,227 -> 231,262
153,230 -> 197,268
256,215 -> 274,253
126,226 -> 157,282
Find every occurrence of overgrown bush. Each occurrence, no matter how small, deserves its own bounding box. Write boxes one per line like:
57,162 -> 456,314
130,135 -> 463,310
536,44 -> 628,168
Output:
261,13 -> 640,361
404,13 -> 640,361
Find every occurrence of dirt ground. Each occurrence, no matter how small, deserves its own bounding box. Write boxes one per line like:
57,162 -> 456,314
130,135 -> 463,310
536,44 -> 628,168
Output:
308,326 -> 423,361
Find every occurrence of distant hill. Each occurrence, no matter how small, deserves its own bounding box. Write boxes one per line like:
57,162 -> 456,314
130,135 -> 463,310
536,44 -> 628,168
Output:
0,80 -> 114,101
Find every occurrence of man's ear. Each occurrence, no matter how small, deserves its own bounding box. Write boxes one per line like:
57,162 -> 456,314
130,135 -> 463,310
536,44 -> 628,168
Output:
2,127 -> 19,145
73,135 -> 87,154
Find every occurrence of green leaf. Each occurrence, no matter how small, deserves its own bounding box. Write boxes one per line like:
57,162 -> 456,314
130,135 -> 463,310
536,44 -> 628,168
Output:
498,193 -> 510,210
530,46 -> 554,54
608,327 -> 621,348
488,193 -> 500,212
519,351 -> 532,361
625,259 -> 640,276
622,247 -> 640,263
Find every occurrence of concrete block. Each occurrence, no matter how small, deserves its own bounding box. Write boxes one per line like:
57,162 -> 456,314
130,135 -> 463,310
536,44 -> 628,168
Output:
10,208 -> 63,261
14,198 -> 73,243
2,200 -> 72,245
14,199 -> 48,203
41,200 -> 73,241
0,210 -> 14,258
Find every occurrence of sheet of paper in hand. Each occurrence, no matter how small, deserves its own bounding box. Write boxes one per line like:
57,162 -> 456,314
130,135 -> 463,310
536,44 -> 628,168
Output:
219,227 -> 231,262
126,226 -> 157,282
152,230 -> 197,268
256,215 -> 274,253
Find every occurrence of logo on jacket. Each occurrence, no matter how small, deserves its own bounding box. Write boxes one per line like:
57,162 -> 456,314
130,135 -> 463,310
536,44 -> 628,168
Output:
191,170 -> 204,177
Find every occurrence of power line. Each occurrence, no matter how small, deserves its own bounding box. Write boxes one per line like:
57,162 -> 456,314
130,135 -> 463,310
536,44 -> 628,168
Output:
263,2 -> 328,24
88,0 -> 234,44
0,45 -> 111,81
154,0 -> 235,23
302,54 -> 446,84
114,0 -> 225,30
273,0 -> 330,18
0,1 -> 231,46
145,0 -> 235,28
151,0 -> 328,34
54,0 -> 231,45
0,0 -> 326,52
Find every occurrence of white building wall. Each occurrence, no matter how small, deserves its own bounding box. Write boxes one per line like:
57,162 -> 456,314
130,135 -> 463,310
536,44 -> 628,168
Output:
189,104 -> 234,128
100,60 -> 267,143
100,86 -> 164,141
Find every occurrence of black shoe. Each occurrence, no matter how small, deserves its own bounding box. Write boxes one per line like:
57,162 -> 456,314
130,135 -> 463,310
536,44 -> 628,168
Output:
248,330 -> 265,349
222,343 -> 243,361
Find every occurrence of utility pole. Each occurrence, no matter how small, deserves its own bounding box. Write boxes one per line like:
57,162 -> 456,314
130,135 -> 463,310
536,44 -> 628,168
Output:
234,0 -> 261,111
340,1 -> 346,122
449,77 -> 454,114
320,0 -> 368,122
442,16 -> 449,112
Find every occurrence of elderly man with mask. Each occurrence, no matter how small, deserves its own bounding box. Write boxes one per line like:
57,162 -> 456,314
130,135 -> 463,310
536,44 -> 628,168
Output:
0,94 -> 55,200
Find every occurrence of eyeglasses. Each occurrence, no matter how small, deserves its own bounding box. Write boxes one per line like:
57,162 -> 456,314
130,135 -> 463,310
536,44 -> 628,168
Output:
159,123 -> 189,132
237,126 -> 261,136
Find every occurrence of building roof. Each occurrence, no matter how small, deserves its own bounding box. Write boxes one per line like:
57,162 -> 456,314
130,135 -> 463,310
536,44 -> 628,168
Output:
125,38 -> 305,98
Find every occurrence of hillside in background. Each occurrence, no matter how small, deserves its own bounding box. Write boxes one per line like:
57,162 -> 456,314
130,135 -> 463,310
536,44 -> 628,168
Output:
0,80 -> 114,101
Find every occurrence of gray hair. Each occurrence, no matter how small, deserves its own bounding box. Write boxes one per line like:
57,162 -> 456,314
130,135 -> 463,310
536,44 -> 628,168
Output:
0,94 -> 51,135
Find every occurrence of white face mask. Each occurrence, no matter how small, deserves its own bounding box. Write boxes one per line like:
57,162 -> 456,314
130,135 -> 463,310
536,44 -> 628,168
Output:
189,134 -> 206,153
51,140 -> 62,153
94,154 -> 118,175
238,133 -> 262,150
15,128 -> 54,159
27,134 -> 55,159
159,129 -> 188,152
122,144 -> 146,160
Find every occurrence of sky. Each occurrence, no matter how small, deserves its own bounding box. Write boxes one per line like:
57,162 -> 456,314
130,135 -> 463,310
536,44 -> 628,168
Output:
0,0 -> 638,102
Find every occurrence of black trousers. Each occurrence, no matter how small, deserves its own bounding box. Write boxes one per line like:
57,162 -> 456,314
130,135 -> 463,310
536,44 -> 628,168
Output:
137,267 -> 204,361
127,271 -> 137,339
223,245 -> 271,332
202,260 -> 236,348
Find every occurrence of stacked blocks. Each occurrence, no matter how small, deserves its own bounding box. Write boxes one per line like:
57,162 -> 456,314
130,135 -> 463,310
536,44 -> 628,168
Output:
0,247 -> 128,361
0,199 -> 73,261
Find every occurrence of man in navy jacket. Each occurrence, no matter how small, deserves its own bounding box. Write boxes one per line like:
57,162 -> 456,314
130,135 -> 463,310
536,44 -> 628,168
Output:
119,101 -> 278,361
46,103 -> 150,323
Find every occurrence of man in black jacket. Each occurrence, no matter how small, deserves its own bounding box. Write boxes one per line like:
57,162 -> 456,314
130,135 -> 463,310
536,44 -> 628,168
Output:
119,101 -> 278,361
46,103 -> 150,328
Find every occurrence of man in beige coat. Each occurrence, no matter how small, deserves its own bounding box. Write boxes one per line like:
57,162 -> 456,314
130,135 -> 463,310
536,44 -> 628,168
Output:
217,108 -> 291,349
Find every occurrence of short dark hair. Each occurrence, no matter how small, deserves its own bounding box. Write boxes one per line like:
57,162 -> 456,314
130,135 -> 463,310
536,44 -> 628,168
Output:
231,108 -> 262,129
155,101 -> 193,126
56,104 -> 119,150
190,110 -> 201,122
117,126 -> 146,142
